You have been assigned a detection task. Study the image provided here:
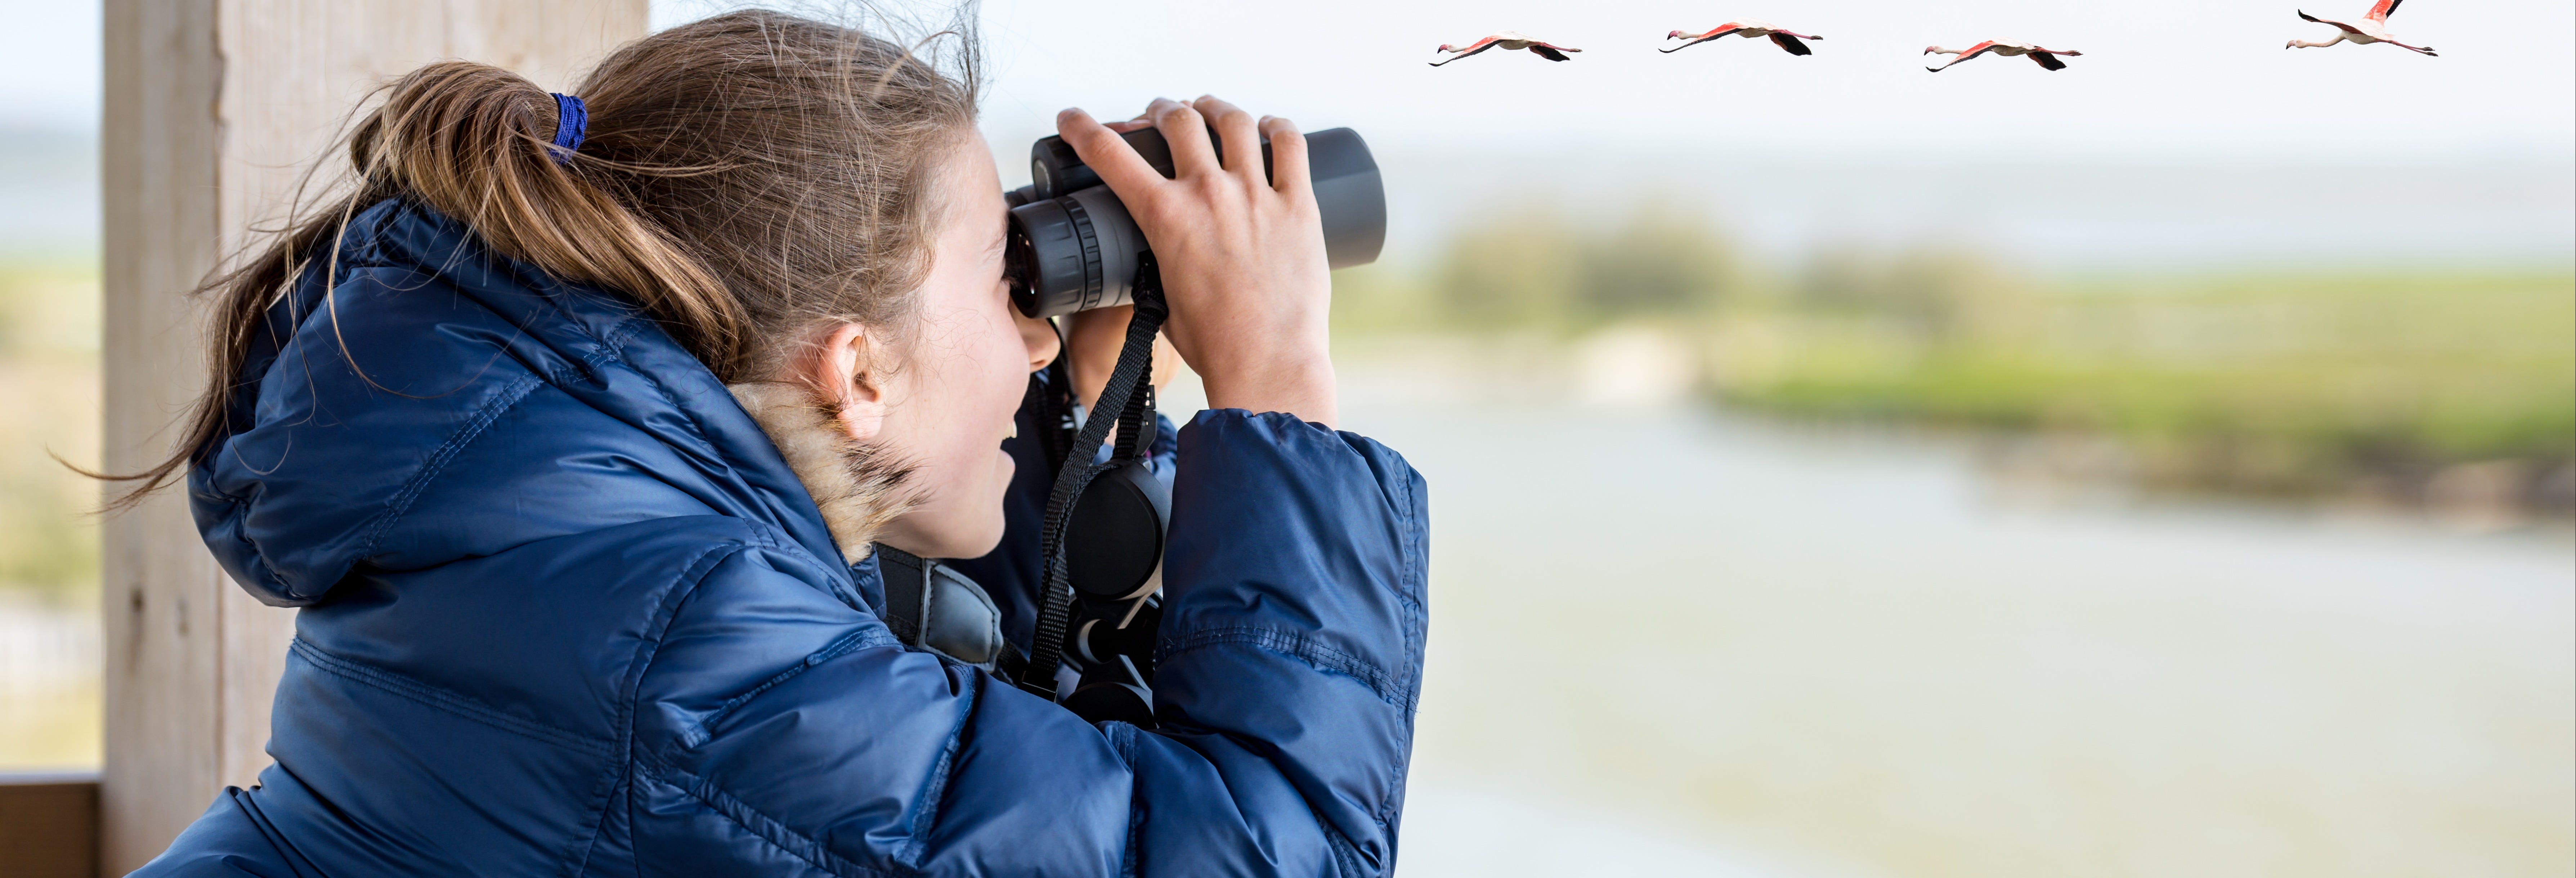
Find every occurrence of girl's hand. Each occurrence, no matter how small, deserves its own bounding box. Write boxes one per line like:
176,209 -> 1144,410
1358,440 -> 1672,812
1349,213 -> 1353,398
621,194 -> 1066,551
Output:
1061,305 -> 1179,410
1055,96 -> 1337,428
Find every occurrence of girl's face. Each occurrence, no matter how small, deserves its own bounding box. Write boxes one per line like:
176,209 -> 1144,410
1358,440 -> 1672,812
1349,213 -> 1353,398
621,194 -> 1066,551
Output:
821,134 -> 1056,559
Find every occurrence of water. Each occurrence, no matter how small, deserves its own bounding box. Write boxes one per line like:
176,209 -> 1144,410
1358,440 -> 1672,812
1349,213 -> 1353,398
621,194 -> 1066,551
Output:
4,342 -> 2567,874
1255,341 -> 2576,878
0,595 -> 100,770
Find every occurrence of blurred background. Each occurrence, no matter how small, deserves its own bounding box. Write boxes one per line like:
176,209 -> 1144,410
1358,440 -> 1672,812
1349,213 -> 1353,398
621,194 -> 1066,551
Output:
5,1 -> 2571,875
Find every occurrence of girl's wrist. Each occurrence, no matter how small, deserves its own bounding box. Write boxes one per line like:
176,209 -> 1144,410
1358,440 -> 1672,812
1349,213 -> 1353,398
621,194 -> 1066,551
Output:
1201,353 -> 1337,428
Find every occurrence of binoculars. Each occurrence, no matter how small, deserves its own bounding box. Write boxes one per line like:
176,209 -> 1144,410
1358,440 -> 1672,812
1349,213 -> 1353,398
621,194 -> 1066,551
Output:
1003,126 -> 1386,318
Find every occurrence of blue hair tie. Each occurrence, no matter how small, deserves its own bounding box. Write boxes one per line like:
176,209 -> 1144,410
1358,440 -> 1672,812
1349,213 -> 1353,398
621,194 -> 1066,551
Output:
548,93 -> 587,165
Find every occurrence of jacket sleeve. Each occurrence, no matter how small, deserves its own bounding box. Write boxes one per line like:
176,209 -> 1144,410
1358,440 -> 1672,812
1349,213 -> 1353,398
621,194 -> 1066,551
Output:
628,409 -> 1429,877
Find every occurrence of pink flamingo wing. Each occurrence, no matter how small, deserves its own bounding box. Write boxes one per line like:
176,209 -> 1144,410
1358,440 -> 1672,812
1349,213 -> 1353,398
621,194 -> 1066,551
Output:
2367,0 -> 2402,21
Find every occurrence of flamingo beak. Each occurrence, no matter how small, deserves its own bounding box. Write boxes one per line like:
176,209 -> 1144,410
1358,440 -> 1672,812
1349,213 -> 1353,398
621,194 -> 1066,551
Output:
1666,30 -> 1685,39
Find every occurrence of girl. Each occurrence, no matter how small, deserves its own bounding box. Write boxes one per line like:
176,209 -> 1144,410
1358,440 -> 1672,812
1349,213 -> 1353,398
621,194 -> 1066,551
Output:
129,10 -> 1426,877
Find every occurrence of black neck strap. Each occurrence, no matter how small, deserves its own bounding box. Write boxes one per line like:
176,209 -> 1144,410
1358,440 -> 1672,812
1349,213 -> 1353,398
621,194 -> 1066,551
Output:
874,543 -> 932,647
1019,258 -> 1167,700
1111,354 -> 1155,464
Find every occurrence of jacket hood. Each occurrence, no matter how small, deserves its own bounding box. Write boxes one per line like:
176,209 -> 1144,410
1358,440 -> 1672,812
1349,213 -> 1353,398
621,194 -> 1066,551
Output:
189,199 -> 855,607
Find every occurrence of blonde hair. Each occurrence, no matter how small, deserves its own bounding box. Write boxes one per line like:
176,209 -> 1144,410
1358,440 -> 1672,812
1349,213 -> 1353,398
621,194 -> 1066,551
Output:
107,8 -> 981,506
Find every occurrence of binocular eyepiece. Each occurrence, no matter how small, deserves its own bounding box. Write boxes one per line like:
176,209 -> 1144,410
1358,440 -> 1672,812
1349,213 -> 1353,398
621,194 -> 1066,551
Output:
1004,126 -> 1387,318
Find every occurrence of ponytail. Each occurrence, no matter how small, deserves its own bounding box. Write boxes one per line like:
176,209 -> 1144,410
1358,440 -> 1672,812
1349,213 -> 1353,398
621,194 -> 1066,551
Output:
349,62 -> 749,363
100,11 -> 981,510
103,62 -> 744,509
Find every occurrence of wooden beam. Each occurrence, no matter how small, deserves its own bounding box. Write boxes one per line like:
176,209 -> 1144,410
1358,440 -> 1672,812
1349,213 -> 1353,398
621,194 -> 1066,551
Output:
0,773 -> 100,878
99,3 -> 647,873
100,3 -> 225,870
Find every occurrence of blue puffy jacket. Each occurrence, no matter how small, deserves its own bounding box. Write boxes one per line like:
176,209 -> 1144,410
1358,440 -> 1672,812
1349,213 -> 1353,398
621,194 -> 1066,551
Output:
133,200 -> 1430,877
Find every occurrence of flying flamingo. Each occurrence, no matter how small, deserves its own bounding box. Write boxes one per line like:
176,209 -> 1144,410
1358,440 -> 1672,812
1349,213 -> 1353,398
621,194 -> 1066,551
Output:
1430,31 -> 1583,66
1663,20 -> 1825,56
1923,40 -> 2084,72
2287,0 -> 2436,55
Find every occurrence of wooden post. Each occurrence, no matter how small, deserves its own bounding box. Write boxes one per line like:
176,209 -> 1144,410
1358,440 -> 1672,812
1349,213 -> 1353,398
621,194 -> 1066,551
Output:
98,3 -> 646,873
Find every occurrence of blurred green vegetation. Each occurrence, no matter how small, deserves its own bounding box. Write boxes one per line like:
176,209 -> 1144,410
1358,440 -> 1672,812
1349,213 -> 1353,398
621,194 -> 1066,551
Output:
1423,204 -> 1743,329
1337,206 -> 2576,511
0,258 -> 102,604
3,209 -> 2569,605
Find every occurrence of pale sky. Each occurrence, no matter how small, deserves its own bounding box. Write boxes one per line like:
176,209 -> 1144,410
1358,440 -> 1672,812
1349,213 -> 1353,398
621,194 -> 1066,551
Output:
5,0 -> 2570,159
926,0 -> 2564,161
4,2 -> 2567,265
0,0 -> 100,130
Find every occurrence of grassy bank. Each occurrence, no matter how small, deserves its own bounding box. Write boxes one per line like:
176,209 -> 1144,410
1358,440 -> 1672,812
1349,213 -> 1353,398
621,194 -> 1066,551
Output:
0,258 -> 102,769
1335,210 -> 2576,514
1711,271 -> 2575,509
0,258 -> 101,606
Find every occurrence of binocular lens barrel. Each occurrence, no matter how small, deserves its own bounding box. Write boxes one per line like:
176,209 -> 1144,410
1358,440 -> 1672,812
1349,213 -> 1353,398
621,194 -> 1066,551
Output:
1005,126 -> 1385,318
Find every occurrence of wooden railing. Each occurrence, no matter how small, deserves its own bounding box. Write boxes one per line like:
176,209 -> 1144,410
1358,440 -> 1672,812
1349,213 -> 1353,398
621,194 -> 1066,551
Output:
0,772 -> 100,877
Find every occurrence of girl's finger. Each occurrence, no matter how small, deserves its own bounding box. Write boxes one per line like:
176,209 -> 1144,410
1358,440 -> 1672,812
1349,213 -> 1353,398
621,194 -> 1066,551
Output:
1192,95 -> 1264,182
1014,310 -> 1062,373
1056,107 -> 1166,195
1148,98 -> 1221,179
1257,115 -> 1311,198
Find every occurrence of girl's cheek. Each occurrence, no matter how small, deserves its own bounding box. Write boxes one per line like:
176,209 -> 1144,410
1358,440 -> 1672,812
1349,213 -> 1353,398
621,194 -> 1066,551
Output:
995,314 -> 1027,402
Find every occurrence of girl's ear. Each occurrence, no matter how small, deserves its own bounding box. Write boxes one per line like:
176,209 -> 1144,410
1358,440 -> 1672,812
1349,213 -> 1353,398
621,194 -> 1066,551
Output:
808,322 -> 890,442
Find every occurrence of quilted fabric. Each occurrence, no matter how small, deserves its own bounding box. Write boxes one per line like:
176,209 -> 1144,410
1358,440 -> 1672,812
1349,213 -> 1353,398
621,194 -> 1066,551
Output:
133,200 -> 1430,877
